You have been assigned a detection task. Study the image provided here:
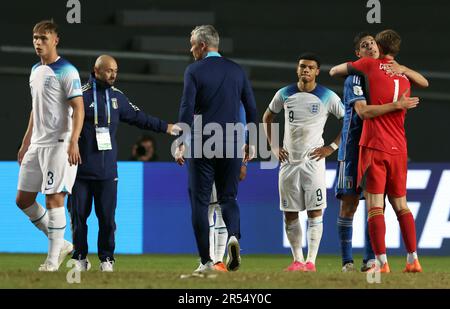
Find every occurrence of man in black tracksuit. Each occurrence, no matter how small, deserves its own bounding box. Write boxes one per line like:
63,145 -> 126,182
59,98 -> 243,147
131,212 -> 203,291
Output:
68,55 -> 179,272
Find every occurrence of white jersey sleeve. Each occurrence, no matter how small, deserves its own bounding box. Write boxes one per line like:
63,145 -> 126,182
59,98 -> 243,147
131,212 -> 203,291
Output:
268,89 -> 285,114
327,91 -> 345,120
59,66 -> 82,100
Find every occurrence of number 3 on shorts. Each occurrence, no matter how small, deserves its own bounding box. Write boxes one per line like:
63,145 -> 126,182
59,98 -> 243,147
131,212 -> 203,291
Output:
47,171 -> 54,186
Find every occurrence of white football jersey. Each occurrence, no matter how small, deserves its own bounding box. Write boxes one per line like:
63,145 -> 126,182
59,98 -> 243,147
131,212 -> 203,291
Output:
29,57 -> 82,146
268,83 -> 344,163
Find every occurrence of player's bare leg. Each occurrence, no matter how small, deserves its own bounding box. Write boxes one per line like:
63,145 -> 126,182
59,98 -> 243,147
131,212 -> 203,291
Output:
38,192 -> 71,272
303,209 -> 323,272
338,195 -> 359,272
388,195 -> 422,272
365,192 -> 390,273
284,211 -> 305,271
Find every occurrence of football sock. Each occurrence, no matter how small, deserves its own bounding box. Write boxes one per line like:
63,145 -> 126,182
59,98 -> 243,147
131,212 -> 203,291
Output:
208,205 -> 216,262
337,216 -> 353,265
396,209 -> 418,256
377,253 -> 388,265
363,221 -> 375,263
306,216 -> 323,264
22,201 -> 49,236
407,252 -> 418,264
214,207 -> 228,263
368,207 -> 386,256
285,218 -> 304,263
47,207 -> 66,266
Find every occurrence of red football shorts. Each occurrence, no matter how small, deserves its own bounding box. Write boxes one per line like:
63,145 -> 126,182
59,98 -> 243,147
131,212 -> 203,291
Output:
357,146 -> 407,197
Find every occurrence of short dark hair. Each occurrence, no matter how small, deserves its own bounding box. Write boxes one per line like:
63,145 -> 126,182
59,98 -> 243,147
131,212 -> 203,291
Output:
298,52 -> 321,68
33,19 -> 58,35
376,29 -> 401,56
353,31 -> 373,50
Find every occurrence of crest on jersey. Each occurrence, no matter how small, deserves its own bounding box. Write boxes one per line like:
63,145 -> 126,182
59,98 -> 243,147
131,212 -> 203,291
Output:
353,85 -> 363,96
44,76 -> 52,87
310,103 -> 319,114
111,98 -> 118,109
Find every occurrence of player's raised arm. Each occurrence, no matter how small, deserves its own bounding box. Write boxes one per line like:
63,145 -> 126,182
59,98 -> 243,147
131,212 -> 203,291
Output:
67,96 -> 84,166
329,63 -> 349,77
17,111 -> 33,165
384,60 -> 429,88
354,89 -> 419,120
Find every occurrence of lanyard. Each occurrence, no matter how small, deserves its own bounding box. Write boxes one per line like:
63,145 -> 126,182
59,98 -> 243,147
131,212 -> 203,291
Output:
93,79 -> 111,127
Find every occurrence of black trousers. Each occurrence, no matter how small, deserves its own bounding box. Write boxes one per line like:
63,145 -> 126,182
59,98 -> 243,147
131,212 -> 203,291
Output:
187,157 -> 241,264
68,178 -> 117,262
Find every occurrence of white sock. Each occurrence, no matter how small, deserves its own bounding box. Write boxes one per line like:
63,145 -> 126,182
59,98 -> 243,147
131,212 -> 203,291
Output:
377,254 -> 388,265
407,252 -> 418,264
285,218 -> 304,263
214,206 -> 228,263
47,207 -> 66,266
22,201 -> 49,236
208,204 -> 216,262
306,216 -> 323,264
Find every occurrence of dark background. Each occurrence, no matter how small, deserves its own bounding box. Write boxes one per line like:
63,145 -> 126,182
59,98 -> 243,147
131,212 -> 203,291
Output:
1,0 -> 448,161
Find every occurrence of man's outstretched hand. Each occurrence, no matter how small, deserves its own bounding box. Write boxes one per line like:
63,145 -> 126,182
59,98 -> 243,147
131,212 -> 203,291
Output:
167,124 -> 182,136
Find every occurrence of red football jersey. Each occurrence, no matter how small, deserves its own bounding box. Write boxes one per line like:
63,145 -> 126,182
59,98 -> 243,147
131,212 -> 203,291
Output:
348,57 -> 410,154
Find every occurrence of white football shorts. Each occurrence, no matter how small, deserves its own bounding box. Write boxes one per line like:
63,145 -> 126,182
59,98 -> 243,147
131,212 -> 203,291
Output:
279,158 -> 327,212
17,143 -> 77,194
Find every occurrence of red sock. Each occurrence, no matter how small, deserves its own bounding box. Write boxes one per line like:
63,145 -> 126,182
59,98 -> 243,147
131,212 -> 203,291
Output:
396,209 -> 417,253
368,207 -> 386,255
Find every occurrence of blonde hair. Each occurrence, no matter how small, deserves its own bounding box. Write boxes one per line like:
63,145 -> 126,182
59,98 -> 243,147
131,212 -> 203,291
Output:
33,19 -> 58,35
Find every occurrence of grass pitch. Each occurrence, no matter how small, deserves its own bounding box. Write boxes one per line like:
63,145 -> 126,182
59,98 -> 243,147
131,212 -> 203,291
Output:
0,254 -> 449,289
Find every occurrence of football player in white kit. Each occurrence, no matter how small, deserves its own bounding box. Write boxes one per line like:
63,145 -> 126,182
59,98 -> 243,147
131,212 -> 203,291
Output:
15,20 -> 84,271
263,53 -> 344,272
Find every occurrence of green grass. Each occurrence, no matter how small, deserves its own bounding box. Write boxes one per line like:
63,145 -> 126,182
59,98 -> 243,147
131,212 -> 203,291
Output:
0,254 -> 449,288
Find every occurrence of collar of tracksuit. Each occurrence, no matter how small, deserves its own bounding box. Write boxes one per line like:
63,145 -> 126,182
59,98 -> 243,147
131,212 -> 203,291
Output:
88,73 -> 112,89
204,51 -> 222,58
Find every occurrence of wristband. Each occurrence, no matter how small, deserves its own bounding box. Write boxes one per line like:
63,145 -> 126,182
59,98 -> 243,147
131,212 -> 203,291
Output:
329,142 -> 338,151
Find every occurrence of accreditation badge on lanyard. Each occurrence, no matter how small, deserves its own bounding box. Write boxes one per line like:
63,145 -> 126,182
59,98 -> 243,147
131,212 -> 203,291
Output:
93,80 -> 113,151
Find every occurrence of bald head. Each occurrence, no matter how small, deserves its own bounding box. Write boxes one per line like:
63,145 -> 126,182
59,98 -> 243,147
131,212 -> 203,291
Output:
94,55 -> 118,86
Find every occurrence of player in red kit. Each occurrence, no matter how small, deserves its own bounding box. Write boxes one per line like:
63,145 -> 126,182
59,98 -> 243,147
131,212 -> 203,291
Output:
329,29 -> 429,273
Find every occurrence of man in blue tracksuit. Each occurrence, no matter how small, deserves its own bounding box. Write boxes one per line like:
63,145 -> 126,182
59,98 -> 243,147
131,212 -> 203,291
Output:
175,25 -> 257,274
68,55 -> 179,272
